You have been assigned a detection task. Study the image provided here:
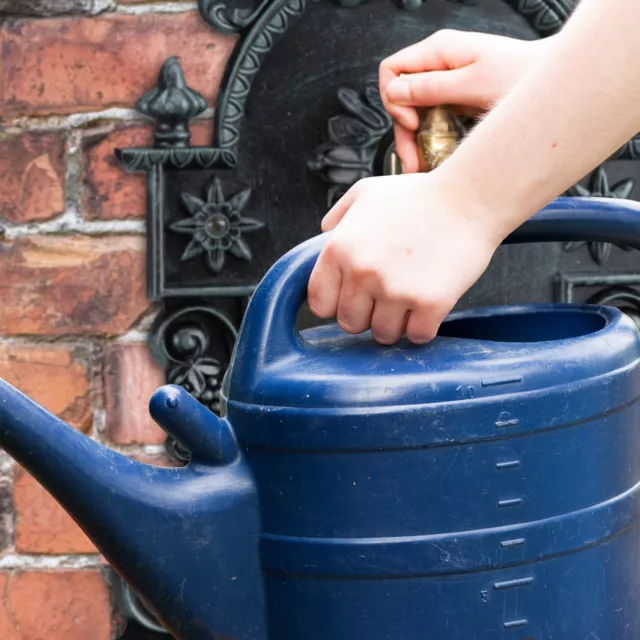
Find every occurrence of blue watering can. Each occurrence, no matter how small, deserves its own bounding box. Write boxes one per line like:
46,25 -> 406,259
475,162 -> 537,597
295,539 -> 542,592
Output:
1,197 -> 640,639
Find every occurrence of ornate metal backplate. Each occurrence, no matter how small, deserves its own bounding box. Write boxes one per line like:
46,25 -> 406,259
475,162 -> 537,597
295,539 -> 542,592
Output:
114,0 -> 640,450
114,2 -> 640,630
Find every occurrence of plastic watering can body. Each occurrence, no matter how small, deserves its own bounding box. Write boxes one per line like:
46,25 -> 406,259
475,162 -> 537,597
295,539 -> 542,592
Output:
1,197 -> 640,639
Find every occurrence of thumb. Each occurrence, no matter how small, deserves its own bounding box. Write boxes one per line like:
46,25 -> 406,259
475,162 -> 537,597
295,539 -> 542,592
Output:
385,67 -> 475,108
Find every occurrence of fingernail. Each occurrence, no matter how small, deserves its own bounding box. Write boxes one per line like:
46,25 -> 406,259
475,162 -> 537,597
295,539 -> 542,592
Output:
386,79 -> 411,103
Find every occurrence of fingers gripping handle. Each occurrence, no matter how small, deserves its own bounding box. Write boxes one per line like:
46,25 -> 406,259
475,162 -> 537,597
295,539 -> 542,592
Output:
240,197 -> 640,366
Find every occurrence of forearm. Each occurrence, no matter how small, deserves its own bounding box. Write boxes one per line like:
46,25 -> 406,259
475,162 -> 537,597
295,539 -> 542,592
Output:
439,0 -> 640,238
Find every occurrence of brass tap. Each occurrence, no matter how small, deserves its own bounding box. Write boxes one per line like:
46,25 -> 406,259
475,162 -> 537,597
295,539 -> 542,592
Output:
384,105 -> 461,175
416,105 -> 460,172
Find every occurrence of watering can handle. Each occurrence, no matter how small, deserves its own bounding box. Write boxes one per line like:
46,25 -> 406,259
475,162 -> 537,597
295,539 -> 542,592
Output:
245,197 -> 640,363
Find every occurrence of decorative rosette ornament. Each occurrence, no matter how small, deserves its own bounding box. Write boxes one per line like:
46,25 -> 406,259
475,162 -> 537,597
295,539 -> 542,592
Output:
565,167 -> 635,266
170,177 -> 265,274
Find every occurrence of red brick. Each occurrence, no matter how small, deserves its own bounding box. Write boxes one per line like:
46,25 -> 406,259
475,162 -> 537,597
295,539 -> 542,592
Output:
0,235 -> 148,336
0,133 -> 65,224
14,467 -> 97,553
0,570 -> 112,639
83,120 -> 213,220
0,13 -> 237,117
104,343 -> 166,444
0,573 -> 12,638
0,344 -> 92,431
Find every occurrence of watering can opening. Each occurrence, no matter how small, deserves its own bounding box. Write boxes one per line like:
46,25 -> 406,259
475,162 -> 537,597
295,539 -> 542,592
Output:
438,307 -> 608,343
293,305 -> 611,353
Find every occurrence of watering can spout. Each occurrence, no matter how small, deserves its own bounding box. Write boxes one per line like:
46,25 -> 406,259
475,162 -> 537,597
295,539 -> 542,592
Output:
0,380 -> 267,640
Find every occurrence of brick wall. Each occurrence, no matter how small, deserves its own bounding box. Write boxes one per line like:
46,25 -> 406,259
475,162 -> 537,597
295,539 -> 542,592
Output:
0,1 -> 235,637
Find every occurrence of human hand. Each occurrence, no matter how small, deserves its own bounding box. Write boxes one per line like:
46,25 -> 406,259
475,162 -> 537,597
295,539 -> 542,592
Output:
307,172 -> 508,345
379,30 -> 551,172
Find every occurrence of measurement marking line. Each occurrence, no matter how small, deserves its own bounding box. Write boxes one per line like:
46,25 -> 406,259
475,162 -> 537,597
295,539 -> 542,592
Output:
501,538 -> 525,548
495,418 -> 520,428
498,498 -> 523,508
481,377 -> 523,388
494,577 -> 534,590
503,619 -> 529,629
496,460 -> 521,470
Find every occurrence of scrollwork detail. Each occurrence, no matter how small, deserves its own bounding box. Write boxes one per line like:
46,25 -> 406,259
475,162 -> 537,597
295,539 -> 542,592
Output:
213,0 -> 306,157
149,305 -> 238,465
332,0 -> 481,10
149,305 -> 238,414
198,0 -> 274,33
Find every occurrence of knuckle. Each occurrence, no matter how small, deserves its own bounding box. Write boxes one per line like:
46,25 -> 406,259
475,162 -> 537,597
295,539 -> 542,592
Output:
337,316 -> 364,334
372,326 -> 403,345
371,328 -> 394,344
322,238 -> 346,262
346,181 -> 361,197
377,278 -> 412,303
430,28 -> 458,44
307,293 -> 329,319
353,176 -> 372,193
349,260 -> 377,282
412,290 -> 455,312
407,326 -> 438,344
307,276 -> 333,319
424,76 -> 447,104
371,311 -> 407,345
375,274 -> 397,298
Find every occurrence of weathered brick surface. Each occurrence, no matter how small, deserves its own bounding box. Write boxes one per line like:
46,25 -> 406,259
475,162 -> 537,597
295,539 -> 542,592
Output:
0,12 -> 237,117
0,344 -> 92,431
0,0 -> 114,17
104,342 -> 166,444
13,468 -> 97,553
0,133 -> 66,224
0,477 -> 12,552
0,570 -> 112,639
0,0 -> 239,633
83,120 -> 213,219
0,235 -> 148,336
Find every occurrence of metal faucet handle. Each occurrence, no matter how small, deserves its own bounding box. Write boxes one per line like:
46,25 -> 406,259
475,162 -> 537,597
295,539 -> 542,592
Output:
386,104 -> 462,175
416,105 -> 461,172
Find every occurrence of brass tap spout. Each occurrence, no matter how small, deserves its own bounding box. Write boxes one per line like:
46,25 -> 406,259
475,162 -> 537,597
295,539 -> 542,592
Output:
417,105 -> 460,172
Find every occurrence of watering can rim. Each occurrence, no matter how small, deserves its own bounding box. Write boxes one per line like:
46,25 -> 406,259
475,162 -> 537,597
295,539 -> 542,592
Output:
221,300 -> 640,410
224,197 -> 640,410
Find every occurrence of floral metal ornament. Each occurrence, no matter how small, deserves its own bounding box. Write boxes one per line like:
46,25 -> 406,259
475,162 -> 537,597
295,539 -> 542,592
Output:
170,177 -> 265,274
308,79 -> 392,206
564,167 -> 635,266
167,327 -> 223,413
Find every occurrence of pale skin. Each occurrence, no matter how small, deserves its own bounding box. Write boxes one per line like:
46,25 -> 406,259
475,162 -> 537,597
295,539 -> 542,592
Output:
307,0 -> 640,345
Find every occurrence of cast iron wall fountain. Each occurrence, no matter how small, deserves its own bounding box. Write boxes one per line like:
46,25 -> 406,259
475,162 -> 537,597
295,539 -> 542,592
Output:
112,0 -> 640,633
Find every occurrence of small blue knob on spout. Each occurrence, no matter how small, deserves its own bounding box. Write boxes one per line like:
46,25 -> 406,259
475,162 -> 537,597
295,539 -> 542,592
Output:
149,384 -> 239,466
